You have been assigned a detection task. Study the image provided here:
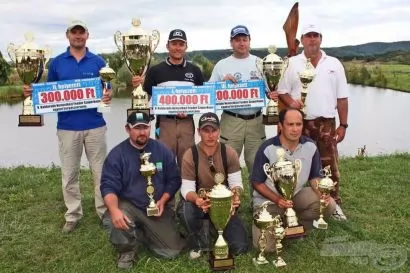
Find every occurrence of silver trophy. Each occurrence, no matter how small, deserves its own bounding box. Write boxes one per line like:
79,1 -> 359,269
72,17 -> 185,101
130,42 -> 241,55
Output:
263,148 -> 305,238
114,18 -> 160,118
97,60 -> 116,113
298,58 -> 315,114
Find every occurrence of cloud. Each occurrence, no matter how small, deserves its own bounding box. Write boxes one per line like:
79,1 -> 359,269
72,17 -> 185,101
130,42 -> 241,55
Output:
1,0 -> 409,60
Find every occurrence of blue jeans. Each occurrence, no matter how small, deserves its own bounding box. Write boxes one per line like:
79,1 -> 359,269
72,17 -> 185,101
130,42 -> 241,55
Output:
176,199 -> 248,255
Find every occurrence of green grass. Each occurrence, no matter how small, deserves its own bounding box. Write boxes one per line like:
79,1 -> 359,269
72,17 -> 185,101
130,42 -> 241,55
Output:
0,155 -> 409,273
0,85 -> 23,100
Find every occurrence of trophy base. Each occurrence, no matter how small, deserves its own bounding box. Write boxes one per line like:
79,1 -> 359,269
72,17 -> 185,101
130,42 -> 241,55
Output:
146,206 -> 159,217
285,225 -> 306,239
273,257 -> 287,267
262,114 -> 279,125
252,257 -> 269,266
97,105 -> 111,113
18,115 -> 44,127
313,219 -> 328,229
127,108 -> 151,118
209,252 -> 235,271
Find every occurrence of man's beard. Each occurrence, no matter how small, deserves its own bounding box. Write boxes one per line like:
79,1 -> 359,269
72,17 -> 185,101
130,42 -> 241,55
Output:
135,136 -> 148,146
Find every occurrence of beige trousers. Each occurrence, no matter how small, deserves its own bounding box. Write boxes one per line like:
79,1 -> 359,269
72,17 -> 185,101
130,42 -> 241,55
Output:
57,126 -> 107,222
252,187 -> 336,252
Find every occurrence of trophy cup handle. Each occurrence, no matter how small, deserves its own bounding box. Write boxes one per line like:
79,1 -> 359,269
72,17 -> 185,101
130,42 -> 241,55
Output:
294,159 -> 302,176
151,29 -> 160,53
114,31 -> 123,53
7,43 -> 16,65
263,163 -> 275,182
44,45 -> 52,67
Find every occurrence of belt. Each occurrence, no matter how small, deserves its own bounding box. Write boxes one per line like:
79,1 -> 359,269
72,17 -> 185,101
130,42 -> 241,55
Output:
223,110 -> 262,120
163,115 -> 193,120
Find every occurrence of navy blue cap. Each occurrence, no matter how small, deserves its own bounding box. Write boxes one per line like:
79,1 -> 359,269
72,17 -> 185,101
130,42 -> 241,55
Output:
230,25 -> 250,38
127,111 -> 150,127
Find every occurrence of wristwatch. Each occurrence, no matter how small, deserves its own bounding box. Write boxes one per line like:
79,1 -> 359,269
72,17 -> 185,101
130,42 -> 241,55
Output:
340,123 -> 348,129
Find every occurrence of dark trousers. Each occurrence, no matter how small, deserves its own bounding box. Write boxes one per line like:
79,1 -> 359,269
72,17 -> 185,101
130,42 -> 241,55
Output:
102,200 -> 186,258
176,199 -> 248,255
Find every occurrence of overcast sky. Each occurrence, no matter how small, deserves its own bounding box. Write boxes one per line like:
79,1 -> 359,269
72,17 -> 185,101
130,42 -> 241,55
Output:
1,0 -> 409,60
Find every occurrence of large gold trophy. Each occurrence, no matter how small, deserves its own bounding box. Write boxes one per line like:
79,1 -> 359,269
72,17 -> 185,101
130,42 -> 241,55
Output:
140,152 -> 159,216
313,166 -> 337,229
257,46 -> 284,125
198,173 -> 235,271
298,58 -> 315,114
263,148 -> 305,238
114,19 -> 160,118
7,33 -> 51,126
97,60 -> 116,113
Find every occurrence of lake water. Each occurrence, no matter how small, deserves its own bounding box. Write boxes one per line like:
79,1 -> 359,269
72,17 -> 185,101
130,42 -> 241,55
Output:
1,84 -> 410,168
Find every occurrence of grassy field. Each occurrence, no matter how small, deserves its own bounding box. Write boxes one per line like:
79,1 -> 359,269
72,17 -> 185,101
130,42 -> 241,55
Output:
344,62 -> 410,92
0,85 -> 23,100
0,154 -> 409,273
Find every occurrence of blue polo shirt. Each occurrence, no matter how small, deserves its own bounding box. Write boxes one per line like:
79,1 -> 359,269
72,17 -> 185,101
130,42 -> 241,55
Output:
251,135 -> 321,207
47,47 -> 106,130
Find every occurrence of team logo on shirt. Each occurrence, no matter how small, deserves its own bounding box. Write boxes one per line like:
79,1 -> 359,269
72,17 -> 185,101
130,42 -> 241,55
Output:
155,162 -> 163,171
185,72 -> 194,79
234,72 -> 242,80
250,70 -> 260,79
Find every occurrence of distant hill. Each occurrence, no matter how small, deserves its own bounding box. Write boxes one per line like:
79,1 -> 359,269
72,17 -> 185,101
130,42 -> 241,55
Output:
153,41 -> 410,63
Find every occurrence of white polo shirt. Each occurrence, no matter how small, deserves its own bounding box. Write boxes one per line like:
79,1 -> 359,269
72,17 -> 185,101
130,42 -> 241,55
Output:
278,50 -> 348,120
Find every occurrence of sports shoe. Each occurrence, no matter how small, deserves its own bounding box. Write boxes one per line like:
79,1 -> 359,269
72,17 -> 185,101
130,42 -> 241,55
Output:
189,249 -> 203,260
117,251 -> 135,270
331,204 -> 347,221
62,221 -> 78,233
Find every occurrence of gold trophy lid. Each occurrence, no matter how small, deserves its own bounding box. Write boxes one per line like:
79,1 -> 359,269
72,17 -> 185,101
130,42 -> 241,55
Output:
275,148 -> 292,168
256,206 -> 275,222
99,60 -> 116,81
125,18 -> 149,37
209,173 -> 232,198
263,45 -> 283,65
20,32 -> 41,51
318,166 -> 337,190
299,58 -> 315,78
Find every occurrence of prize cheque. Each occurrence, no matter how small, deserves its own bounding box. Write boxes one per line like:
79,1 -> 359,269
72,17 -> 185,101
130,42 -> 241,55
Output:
152,85 -> 215,115
207,79 -> 266,110
32,77 -> 103,114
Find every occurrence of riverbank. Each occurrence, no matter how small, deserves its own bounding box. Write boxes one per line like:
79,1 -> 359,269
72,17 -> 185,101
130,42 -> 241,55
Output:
0,154 -> 408,273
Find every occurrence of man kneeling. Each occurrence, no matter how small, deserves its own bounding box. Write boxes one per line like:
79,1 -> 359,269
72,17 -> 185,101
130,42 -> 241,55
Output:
100,111 -> 185,269
251,108 -> 337,251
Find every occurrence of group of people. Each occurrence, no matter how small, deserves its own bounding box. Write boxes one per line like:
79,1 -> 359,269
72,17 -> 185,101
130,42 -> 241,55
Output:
22,19 -> 349,270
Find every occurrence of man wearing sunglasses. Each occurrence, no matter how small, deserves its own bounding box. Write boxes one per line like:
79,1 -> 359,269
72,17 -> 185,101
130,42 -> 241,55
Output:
177,112 -> 248,260
277,23 -> 348,221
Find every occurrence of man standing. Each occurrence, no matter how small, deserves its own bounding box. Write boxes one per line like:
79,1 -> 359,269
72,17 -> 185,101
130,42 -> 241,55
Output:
100,111 -> 185,269
209,25 -> 278,193
177,112 -> 248,259
252,108 -> 336,251
132,29 -> 204,168
23,20 -> 112,232
277,23 -> 348,219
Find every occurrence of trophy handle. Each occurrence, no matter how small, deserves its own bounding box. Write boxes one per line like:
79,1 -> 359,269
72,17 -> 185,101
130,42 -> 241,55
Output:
263,163 -> 275,182
150,29 -> 160,53
7,43 -> 16,65
294,159 -> 302,184
114,31 -> 123,53
44,45 -> 52,67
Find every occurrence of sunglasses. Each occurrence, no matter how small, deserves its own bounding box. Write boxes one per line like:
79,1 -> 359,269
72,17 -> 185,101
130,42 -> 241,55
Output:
207,156 -> 216,173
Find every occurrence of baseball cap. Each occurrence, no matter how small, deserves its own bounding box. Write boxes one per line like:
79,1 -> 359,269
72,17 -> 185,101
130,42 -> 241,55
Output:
67,20 -> 88,32
301,23 -> 321,35
168,29 -> 187,42
230,25 -> 250,38
198,112 -> 220,129
127,111 -> 150,128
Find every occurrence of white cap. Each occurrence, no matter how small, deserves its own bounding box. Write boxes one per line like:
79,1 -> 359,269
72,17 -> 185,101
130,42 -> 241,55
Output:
301,23 -> 321,35
67,20 -> 88,32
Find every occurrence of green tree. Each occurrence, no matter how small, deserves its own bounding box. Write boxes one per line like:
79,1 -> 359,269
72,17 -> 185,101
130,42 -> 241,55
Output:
191,54 -> 215,81
359,66 -> 371,85
0,51 -> 11,85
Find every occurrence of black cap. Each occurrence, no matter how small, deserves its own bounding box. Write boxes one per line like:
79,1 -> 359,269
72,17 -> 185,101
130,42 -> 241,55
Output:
230,25 -> 250,38
198,112 -> 220,129
127,111 -> 150,128
168,29 -> 187,42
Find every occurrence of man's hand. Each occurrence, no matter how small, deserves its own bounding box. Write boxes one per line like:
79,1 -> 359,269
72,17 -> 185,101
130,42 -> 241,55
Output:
321,194 -> 332,206
195,196 -> 211,213
334,126 -> 346,143
102,89 -> 113,104
289,99 -> 303,109
277,198 -> 293,209
132,75 -> 144,87
267,90 -> 279,101
222,74 -> 238,83
110,208 -> 132,230
232,193 -> 241,209
156,199 -> 166,217
176,112 -> 187,119
23,85 -> 32,98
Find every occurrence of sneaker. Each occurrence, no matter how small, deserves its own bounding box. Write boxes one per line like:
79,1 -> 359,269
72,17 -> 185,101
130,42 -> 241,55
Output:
117,251 -> 135,270
62,221 -> 78,233
331,204 -> 347,221
189,249 -> 203,260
